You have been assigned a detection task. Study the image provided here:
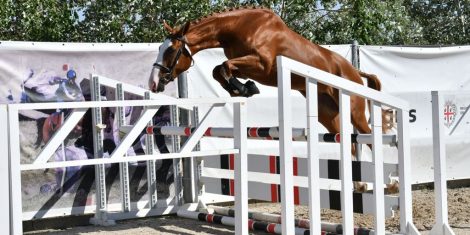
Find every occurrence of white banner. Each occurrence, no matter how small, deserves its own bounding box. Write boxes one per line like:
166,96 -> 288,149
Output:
0,41 -> 176,104
0,41 -> 176,216
360,46 -> 470,183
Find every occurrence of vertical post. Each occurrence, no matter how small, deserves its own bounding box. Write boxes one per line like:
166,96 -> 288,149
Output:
306,79 -> 321,234
371,101 -> 385,234
234,102 -> 248,235
430,91 -> 455,235
8,106 -> 22,235
276,56 -> 295,235
351,40 -> 362,161
170,105 -> 182,206
1,105 -> 11,235
192,107 -> 201,200
397,109 -> 419,234
116,83 -> 131,212
145,92 -> 158,208
59,112 -> 67,192
90,75 -> 113,226
339,90 -> 354,235
178,72 -> 196,204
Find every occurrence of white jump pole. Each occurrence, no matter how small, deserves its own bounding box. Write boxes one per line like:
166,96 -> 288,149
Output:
339,89 -> 354,235
234,101 -> 248,235
0,105 -> 11,235
277,56 -> 295,235
430,91 -> 455,235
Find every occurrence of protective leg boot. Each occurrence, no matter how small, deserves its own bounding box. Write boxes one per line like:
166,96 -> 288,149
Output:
244,80 -> 260,97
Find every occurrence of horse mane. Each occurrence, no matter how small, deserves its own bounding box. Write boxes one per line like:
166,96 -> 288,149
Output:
190,6 -> 270,25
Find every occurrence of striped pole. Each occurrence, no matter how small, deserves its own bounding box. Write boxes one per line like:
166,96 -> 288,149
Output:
119,125 -> 397,146
208,205 -> 386,235
177,209 -> 322,235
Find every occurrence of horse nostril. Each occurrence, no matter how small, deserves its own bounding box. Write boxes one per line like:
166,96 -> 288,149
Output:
151,82 -> 157,92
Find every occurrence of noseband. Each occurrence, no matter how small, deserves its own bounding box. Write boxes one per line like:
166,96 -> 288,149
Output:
153,36 -> 193,83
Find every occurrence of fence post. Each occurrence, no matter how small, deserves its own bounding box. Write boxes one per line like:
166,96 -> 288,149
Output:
397,109 -> 419,234
0,105 -> 10,235
145,92 -> 158,208
7,105 -> 23,235
179,72 -> 197,204
351,40 -> 362,161
371,101 -> 385,234
234,101 -> 248,235
339,90 -> 354,235
306,79 -> 321,234
430,91 -> 455,235
90,75 -> 114,226
116,83 -> 131,212
276,56 -> 295,235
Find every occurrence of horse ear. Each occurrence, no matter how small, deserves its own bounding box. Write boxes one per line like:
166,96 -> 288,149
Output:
177,22 -> 191,37
163,20 -> 174,33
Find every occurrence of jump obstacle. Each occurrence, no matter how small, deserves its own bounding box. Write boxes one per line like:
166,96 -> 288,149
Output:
1,56 -> 455,235
185,205 -> 386,235
119,125 -> 398,146
176,56 -> 418,235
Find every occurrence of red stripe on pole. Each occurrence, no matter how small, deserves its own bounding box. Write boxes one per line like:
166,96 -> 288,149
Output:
146,126 -> 153,135
298,219 -> 309,228
335,133 -> 341,143
293,157 -> 300,205
207,214 -> 213,223
205,127 -> 212,136
248,219 -> 254,230
184,127 -> 191,136
229,154 -> 235,196
269,156 -> 278,202
249,128 -> 258,137
267,223 -> 277,233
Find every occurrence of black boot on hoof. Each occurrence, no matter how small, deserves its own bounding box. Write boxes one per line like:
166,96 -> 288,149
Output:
244,80 -> 260,97
228,77 -> 248,96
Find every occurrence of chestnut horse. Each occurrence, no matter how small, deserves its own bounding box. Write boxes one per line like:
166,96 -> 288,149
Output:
149,7 -> 386,150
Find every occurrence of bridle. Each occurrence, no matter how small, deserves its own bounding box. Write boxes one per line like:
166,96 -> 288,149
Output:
153,36 -> 194,83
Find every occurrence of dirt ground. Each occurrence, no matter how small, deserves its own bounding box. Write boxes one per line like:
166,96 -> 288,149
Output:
24,187 -> 470,235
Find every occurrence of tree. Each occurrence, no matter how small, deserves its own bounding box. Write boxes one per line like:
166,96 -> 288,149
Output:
307,0 -> 418,45
404,0 -> 469,45
0,0 -> 467,45
0,0 -> 80,41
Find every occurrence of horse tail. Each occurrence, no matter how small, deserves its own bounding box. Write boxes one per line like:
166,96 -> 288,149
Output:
358,70 -> 393,133
358,70 -> 381,91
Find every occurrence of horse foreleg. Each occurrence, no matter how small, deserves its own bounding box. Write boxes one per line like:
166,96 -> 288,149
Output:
213,56 -> 261,97
212,65 -> 238,97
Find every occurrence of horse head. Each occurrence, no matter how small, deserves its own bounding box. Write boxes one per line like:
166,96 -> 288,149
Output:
149,21 -> 193,93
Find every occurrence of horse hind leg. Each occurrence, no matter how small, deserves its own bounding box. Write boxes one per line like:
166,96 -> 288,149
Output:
313,93 -> 369,193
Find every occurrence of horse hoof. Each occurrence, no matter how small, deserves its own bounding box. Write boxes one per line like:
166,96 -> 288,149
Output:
244,80 -> 260,97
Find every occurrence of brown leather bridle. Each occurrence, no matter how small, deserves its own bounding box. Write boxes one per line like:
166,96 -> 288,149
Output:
153,36 -> 194,84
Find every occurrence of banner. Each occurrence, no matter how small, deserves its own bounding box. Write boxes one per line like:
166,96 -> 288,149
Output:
360,46 -> 470,183
0,41 -> 177,217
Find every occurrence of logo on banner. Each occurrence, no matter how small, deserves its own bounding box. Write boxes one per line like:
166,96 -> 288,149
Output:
443,101 -> 457,127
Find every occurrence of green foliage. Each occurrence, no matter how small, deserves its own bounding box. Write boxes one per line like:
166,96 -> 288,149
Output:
0,0 -> 80,41
0,0 -> 467,45
404,0 -> 469,45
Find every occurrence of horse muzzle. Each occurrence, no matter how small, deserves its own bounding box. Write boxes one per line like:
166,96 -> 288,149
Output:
156,82 -> 166,92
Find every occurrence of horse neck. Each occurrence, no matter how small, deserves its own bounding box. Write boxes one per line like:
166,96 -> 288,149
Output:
185,20 -> 225,54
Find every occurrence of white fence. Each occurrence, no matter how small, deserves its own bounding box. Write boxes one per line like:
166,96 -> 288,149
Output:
2,75 -> 248,235
276,56 -> 416,235
0,60 -> 457,234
